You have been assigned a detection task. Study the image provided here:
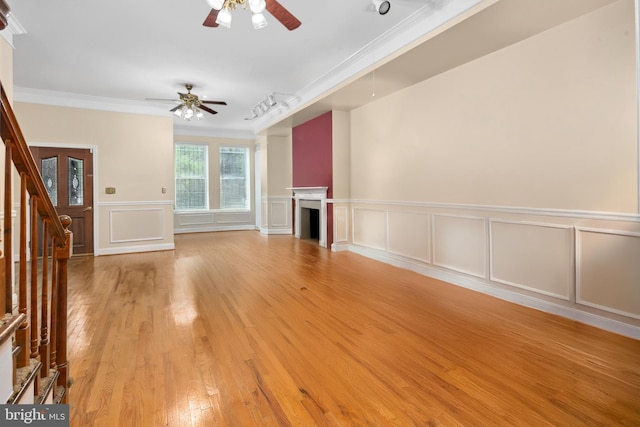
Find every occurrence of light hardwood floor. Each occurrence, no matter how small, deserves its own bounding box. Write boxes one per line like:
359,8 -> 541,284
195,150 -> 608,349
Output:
66,231 -> 640,426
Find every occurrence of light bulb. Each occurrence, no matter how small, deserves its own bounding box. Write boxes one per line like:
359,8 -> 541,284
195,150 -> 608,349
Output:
252,13 -> 267,30
173,107 -> 184,118
216,8 -> 232,28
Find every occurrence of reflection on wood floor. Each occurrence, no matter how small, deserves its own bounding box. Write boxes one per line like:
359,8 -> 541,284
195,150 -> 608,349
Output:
67,231 -> 640,426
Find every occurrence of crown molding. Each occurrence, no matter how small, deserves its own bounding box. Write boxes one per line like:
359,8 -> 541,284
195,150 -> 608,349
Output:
13,86 -> 169,117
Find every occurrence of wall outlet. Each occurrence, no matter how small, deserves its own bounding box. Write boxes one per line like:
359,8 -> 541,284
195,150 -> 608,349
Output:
162,187 -> 167,194
105,187 -> 116,194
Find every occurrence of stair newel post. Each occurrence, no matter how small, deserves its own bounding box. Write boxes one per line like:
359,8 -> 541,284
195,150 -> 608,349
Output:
55,215 -> 71,404
15,172 -> 29,368
39,221 -> 50,378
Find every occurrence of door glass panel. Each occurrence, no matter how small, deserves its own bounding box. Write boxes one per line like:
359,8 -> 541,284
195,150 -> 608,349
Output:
68,157 -> 84,206
41,157 -> 58,206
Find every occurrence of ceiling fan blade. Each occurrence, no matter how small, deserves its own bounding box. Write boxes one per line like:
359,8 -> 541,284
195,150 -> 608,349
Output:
170,104 -> 184,112
266,0 -> 301,31
203,9 -> 220,27
199,105 -> 218,115
201,100 -> 227,106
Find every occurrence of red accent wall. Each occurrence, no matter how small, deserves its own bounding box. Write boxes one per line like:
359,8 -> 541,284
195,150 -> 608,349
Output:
292,111 -> 333,246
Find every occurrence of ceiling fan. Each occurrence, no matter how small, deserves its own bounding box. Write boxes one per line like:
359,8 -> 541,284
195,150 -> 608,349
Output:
146,84 -> 227,121
203,0 -> 301,31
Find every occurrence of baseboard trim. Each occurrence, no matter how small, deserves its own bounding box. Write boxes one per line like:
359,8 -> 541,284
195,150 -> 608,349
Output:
259,228 -> 293,235
174,225 -> 256,234
95,243 -> 175,256
348,244 -> 640,340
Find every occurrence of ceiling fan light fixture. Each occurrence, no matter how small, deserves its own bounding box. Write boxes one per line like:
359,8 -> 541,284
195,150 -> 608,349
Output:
207,0 -> 225,10
216,8 -> 232,28
252,13 -> 268,30
195,109 -> 204,120
372,0 -> 391,15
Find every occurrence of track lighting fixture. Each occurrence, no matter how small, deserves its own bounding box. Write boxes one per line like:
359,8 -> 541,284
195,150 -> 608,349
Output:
372,0 -> 390,15
245,93 -> 290,120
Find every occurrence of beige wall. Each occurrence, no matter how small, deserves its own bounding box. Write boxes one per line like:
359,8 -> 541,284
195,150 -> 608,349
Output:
14,102 -> 175,255
173,134 -> 255,233
341,0 -> 640,335
257,134 -> 293,234
0,37 -> 12,101
351,0 -> 637,213
332,111 -> 351,200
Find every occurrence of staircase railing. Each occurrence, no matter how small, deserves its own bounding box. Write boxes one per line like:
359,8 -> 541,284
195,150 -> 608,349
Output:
0,80 -> 72,404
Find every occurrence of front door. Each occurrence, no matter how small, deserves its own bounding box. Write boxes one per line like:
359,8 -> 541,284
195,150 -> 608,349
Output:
30,147 -> 94,255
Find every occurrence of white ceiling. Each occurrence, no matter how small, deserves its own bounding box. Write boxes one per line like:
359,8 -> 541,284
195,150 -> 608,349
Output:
4,0 -> 616,139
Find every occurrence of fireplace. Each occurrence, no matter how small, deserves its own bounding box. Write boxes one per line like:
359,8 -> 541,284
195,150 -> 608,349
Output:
288,187 -> 328,248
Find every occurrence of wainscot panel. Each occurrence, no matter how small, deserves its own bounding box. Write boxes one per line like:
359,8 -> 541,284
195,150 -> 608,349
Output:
388,211 -> 430,263
433,214 -> 487,279
353,208 -> 387,251
577,228 -> 640,319
490,220 -> 574,300
334,206 -> 349,244
177,212 -> 215,227
174,209 -> 255,234
111,208 -> 164,243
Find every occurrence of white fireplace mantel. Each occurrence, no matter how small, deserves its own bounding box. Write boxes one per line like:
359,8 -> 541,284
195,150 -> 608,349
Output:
288,187 -> 328,200
288,187 -> 328,247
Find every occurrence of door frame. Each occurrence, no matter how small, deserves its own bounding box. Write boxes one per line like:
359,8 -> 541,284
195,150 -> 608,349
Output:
28,142 -> 98,255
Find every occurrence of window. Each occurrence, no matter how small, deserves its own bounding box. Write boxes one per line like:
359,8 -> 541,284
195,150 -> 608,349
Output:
220,146 -> 250,209
175,143 -> 208,210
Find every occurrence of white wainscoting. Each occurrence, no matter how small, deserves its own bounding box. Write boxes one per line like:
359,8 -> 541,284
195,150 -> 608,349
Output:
174,210 -> 254,234
334,206 -> 349,244
97,201 -> 175,255
388,211 -> 430,263
576,227 -> 640,319
177,212 -> 215,227
111,208 -> 165,243
433,214 -> 487,279
270,200 -> 289,227
490,220 -> 574,300
341,200 -> 640,339
353,208 -> 387,251
259,196 -> 292,235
